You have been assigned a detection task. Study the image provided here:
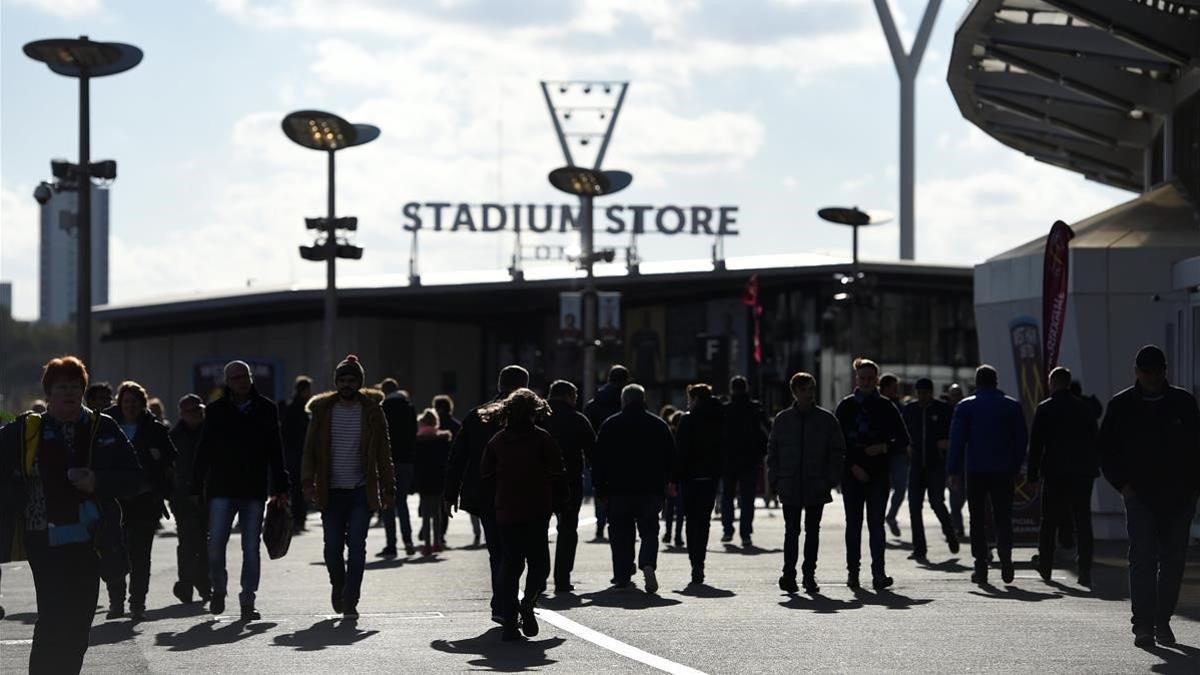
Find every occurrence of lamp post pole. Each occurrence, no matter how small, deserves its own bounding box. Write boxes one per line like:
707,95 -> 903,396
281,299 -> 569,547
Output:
581,194 -> 596,399
325,149 -> 337,386
77,67 -> 92,364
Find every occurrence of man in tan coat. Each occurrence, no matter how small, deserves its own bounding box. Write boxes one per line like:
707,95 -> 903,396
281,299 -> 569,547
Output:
302,355 -> 395,617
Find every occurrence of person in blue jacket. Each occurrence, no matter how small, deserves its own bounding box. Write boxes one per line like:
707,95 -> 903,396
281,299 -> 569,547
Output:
948,365 -> 1028,585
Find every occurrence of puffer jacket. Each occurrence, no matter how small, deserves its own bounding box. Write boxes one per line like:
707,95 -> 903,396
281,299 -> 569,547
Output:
767,403 -> 846,506
301,389 -> 396,511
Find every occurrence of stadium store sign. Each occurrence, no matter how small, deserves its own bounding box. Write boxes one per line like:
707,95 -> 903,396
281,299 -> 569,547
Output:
401,202 -> 740,236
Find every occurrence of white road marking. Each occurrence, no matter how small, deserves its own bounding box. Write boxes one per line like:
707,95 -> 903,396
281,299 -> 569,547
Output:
0,639 -> 33,646
533,607 -> 707,675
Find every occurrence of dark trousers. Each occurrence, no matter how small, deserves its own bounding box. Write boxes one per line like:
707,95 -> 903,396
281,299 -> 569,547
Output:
684,479 -> 719,569
950,484 -> 966,534
1124,495 -> 1196,631
553,482 -> 583,587
908,463 -> 955,555
606,493 -> 661,582
106,493 -> 161,610
27,532 -> 99,675
287,454 -> 307,529
663,490 -> 685,541
322,487 -> 370,608
171,495 -> 211,596
721,464 -> 758,538
887,451 -> 909,521
843,473 -> 889,576
498,519 -> 551,623
1038,475 -> 1094,571
382,463 -> 414,548
967,472 -> 1015,567
782,501 -> 825,579
480,510 -> 501,614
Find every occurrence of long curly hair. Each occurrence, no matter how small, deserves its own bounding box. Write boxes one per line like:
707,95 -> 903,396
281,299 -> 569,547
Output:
478,387 -> 551,427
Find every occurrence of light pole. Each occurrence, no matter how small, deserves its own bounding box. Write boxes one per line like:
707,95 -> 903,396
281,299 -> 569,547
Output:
817,206 -> 893,358
24,36 -> 142,364
282,110 -> 379,388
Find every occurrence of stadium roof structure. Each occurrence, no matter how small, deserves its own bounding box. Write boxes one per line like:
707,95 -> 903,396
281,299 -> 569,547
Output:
948,0 -> 1200,193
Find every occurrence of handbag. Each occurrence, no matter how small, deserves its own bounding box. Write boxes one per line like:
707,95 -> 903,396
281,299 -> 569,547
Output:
263,498 -> 293,560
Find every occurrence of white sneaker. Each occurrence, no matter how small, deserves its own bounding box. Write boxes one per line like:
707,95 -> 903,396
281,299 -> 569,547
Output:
641,565 -> 658,594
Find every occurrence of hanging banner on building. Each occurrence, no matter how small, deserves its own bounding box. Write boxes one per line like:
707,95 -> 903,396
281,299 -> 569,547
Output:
741,274 -> 763,365
1042,220 -> 1074,377
1008,315 -> 1045,547
559,292 -> 582,344
598,292 -> 621,343
193,358 -> 280,403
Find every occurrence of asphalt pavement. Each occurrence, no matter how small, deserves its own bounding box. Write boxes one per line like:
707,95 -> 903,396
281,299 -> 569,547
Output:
2,496 -> 1198,673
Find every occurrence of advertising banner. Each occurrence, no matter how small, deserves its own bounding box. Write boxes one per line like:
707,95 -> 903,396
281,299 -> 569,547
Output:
1008,316 -> 1045,547
598,292 -> 621,343
1042,220 -> 1074,376
559,292 -> 582,344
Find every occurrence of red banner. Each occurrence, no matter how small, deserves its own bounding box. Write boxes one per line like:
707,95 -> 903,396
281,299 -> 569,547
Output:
741,274 -> 763,364
1042,220 -> 1074,377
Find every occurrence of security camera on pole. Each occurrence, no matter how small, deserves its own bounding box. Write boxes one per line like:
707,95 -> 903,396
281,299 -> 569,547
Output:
282,110 -> 380,388
541,80 -> 632,399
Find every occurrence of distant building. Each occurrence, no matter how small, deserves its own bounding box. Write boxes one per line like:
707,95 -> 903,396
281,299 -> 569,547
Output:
0,281 -> 11,316
38,184 -> 109,325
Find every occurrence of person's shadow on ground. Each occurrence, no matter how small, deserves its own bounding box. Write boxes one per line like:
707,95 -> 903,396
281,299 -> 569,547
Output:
430,626 -> 565,672
539,592 -> 583,611
272,617 -> 379,651
143,602 -> 211,622
2,611 -> 37,625
851,587 -> 934,610
1143,641 -> 1200,674
577,587 -> 682,610
364,558 -> 408,570
916,557 -> 972,573
720,544 -> 783,556
154,619 -> 277,651
89,619 -> 140,646
674,583 -> 736,599
968,583 -> 1061,602
778,591 -> 863,614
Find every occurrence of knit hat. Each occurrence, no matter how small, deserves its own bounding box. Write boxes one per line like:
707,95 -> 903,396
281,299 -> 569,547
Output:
1135,345 -> 1166,371
335,354 -> 365,382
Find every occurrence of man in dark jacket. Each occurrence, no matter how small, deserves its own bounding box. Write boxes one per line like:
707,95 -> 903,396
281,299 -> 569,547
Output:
444,365 -> 529,623
379,378 -> 417,557
880,373 -> 908,537
584,365 -> 629,541
279,376 -> 312,532
0,356 -> 142,675
721,375 -> 768,548
169,394 -> 210,605
768,372 -> 845,594
1101,345 -> 1200,648
544,380 -> 596,593
191,360 -> 290,620
1028,366 -> 1100,586
902,377 -> 959,561
835,358 -> 910,591
948,365 -> 1028,586
593,384 -> 674,594
672,383 -> 725,585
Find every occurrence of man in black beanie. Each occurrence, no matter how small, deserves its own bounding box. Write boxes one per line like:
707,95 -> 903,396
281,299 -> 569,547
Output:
1101,345 -> 1200,648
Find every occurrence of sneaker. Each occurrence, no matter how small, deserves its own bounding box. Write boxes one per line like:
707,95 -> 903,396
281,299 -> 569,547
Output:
375,547 -> 397,559
778,576 -> 799,594
519,602 -> 539,637
342,606 -> 359,619
554,583 -> 575,594
970,567 -> 987,585
501,622 -> 523,641
846,571 -> 860,590
1134,630 -> 1155,649
611,579 -> 635,590
1001,560 -> 1015,584
129,605 -> 146,622
886,517 -> 900,537
641,565 -> 659,594
802,576 -> 819,594
720,532 -> 734,544
872,576 -> 894,591
172,581 -> 194,604
106,604 -> 125,620
661,533 -> 671,544
907,551 -> 927,562
741,536 -> 753,548
421,544 -> 433,556
404,543 -> 417,556
1155,623 -> 1176,645
673,536 -> 684,548
946,535 -> 960,554
1078,569 -> 1092,589
240,605 -> 261,621
331,589 -> 345,614
210,593 -> 225,616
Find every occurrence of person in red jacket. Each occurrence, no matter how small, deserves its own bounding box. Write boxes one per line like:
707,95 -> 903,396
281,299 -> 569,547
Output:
479,388 -> 567,642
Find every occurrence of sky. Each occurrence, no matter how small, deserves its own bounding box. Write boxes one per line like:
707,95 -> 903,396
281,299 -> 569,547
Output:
0,0 -> 1132,321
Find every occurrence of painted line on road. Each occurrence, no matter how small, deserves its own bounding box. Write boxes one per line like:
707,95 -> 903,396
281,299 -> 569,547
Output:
0,639 -> 33,646
533,607 -> 707,675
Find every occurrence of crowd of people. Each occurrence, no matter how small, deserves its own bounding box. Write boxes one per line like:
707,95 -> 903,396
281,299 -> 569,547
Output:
0,343 -> 1197,671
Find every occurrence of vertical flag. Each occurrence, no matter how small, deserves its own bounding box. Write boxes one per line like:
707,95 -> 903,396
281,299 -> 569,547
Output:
741,274 -> 763,364
1042,220 -> 1074,377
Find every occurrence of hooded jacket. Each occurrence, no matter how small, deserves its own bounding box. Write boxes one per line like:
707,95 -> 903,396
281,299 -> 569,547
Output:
1101,382 -> 1199,511
674,397 -> 726,481
302,388 -> 396,511
192,385 -> 290,500
767,403 -> 845,506
947,388 -> 1028,475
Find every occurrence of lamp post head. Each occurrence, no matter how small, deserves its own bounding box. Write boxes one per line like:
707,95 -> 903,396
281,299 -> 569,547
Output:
282,110 -> 380,151
23,37 -> 142,78
548,166 -> 632,197
817,207 -> 894,227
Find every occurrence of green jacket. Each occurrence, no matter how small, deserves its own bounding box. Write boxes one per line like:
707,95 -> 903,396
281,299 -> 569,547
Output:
301,389 -> 396,511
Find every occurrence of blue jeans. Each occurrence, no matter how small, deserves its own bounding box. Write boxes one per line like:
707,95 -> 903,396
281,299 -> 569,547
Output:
1124,495 -> 1196,632
323,487 -> 371,608
383,464 -> 414,548
208,497 -> 264,607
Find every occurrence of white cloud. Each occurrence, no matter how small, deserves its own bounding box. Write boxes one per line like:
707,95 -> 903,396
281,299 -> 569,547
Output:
0,182 -> 41,319
6,0 -> 102,18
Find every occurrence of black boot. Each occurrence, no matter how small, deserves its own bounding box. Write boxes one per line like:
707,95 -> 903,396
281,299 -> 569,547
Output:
778,575 -> 798,594
801,575 -> 819,594
846,569 -> 860,590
